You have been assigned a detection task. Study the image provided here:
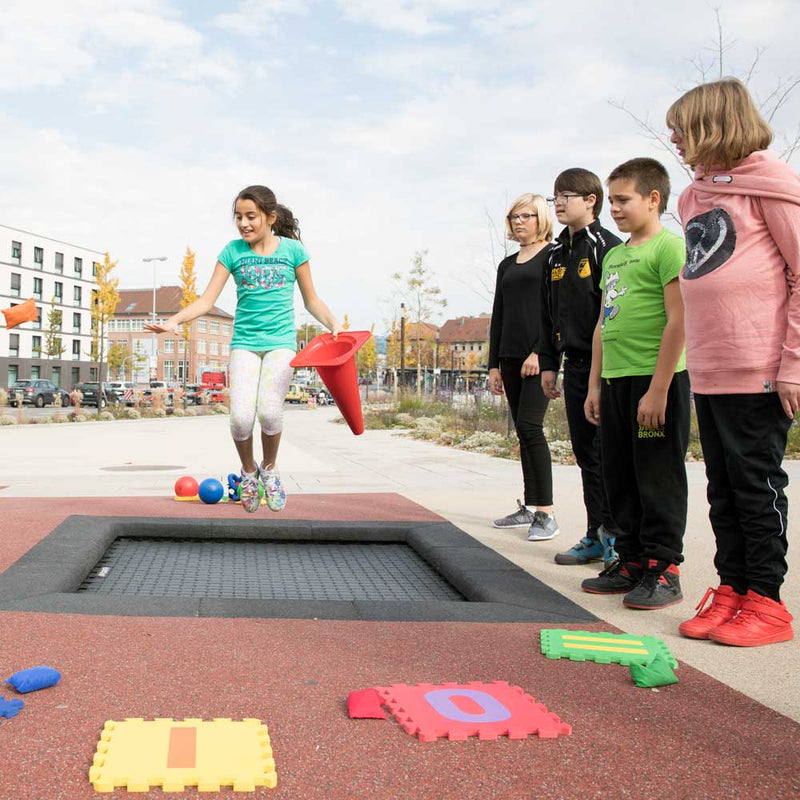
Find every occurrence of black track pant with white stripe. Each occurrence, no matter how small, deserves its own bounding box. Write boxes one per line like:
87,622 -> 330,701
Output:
694,392 -> 792,601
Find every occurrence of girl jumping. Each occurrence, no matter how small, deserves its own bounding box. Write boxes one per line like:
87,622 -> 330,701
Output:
147,185 -> 341,512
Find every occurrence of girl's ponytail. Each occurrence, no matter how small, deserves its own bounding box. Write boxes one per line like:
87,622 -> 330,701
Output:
274,204 -> 301,241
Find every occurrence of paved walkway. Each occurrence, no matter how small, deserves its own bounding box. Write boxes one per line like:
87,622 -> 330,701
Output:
0,405 -> 797,723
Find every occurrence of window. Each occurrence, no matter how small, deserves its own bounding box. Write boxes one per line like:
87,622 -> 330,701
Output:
210,341 -> 219,356
222,343 -> 230,356
53,337 -> 63,356
92,262 -> 100,277
210,321 -> 220,334
33,277 -> 43,300
164,339 -> 174,353
9,334 -> 19,357
73,312 -> 81,332
74,257 -> 82,275
197,319 -> 207,333
55,252 -> 64,274
222,323 -> 231,336
7,365 -> 18,386
197,339 -> 206,354
10,273 -> 21,297
163,360 -> 174,381
11,241 -> 21,264
51,366 -> 61,387
31,365 -> 40,379
71,367 -> 80,386
34,306 -> 42,330
34,247 -> 44,268
89,367 -> 97,380
32,336 -> 42,357
54,281 -> 63,302
72,340 -> 81,360
73,286 -> 82,306
178,339 -> 185,353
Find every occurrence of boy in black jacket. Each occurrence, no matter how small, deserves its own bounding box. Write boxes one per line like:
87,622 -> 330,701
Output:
539,168 -> 622,568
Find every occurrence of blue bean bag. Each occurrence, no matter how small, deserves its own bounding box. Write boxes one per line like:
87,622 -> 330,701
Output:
6,666 -> 61,693
0,697 -> 24,718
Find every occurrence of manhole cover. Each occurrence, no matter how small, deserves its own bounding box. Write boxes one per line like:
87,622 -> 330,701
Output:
101,465 -> 186,472
79,538 -> 464,602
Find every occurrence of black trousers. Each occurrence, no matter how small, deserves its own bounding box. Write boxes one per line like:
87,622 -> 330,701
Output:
694,392 -> 791,600
563,353 -> 616,536
500,359 -> 553,507
600,371 -> 690,565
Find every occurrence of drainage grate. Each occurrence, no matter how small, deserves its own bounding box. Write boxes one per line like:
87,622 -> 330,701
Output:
78,538 -> 464,602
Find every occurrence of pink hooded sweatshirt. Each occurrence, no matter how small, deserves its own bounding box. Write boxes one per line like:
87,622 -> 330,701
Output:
678,150 -> 800,394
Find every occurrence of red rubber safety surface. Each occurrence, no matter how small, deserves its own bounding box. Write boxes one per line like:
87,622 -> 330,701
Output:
0,495 -> 799,800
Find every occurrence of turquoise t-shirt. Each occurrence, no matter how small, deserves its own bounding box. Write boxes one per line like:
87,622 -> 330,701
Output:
217,237 -> 309,351
599,227 -> 686,378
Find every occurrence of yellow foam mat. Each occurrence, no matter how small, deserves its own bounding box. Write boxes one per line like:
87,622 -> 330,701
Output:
89,718 -> 277,792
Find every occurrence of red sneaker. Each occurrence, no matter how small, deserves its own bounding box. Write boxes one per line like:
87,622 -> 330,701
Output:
678,585 -> 742,639
709,590 -> 794,647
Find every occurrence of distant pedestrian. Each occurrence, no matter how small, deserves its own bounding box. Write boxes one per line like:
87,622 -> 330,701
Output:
539,168 -> 622,568
583,158 -> 690,610
146,185 -> 341,513
488,194 -> 559,542
668,78 -> 799,646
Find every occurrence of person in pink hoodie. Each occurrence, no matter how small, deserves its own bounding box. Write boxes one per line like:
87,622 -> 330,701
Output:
667,77 -> 800,647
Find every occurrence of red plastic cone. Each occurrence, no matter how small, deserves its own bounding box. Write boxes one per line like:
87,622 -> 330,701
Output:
290,331 -> 372,435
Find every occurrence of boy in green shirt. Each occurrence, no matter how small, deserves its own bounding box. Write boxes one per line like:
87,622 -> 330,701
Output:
583,158 -> 690,609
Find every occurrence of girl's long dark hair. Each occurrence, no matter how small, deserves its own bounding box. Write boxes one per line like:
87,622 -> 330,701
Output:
233,185 -> 301,240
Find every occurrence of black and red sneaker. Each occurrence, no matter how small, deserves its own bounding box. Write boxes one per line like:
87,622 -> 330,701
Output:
581,560 -> 642,594
624,561 -> 683,609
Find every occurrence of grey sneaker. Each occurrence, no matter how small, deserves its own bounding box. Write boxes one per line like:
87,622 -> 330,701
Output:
493,500 -> 536,529
239,470 -> 261,513
527,511 -> 560,541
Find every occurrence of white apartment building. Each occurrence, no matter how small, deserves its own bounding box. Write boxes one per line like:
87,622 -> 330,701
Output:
0,224 -> 103,389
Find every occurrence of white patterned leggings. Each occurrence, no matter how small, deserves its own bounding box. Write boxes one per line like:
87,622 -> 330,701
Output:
228,348 -> 296,441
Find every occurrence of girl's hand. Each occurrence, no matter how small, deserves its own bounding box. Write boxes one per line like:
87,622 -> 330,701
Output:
777,381 -> 800,419
488,368 -> 503,395
520,352 -> 540,378
144,319 -> 179,335
541,370 -> 561,399
330,322 -> 343,340
786,265 -> 797,294
637,388 -> 668,429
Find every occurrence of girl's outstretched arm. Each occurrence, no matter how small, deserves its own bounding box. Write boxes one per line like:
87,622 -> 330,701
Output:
296,262 -> 342,337
145,261 -> 230,335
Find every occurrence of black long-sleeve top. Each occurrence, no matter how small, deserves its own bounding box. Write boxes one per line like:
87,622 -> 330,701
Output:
488,246 -> 552,369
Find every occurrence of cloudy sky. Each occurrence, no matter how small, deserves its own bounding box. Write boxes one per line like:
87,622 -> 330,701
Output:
1,0 -> 798,332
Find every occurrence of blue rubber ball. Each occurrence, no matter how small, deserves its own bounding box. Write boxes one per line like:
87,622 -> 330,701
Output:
198,477 -> 225,504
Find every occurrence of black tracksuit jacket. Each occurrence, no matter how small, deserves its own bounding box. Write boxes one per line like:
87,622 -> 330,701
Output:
539,220 -> 622,372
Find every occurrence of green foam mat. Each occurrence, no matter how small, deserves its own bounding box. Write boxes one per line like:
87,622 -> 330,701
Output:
540,629 -> 678,668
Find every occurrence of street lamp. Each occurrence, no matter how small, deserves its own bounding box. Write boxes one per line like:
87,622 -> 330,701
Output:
142,256 -> 167,381
399,302 -> 406,388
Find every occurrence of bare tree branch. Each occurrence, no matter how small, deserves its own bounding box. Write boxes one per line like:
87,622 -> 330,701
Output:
743,45 -> 766,85
765,77 -> 800,123
778,125 -> 800,163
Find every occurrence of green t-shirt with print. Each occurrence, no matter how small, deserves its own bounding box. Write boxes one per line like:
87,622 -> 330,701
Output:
217,237 -> 309,351
599,227 -> 686,378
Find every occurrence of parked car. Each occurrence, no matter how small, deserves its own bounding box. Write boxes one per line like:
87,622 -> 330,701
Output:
53,387 -> 73,407
72,382 -> 117,408
285,383 -> 309,404
307,387 -> 333,406
106,381 -> 137,406
7,379 -> 62,408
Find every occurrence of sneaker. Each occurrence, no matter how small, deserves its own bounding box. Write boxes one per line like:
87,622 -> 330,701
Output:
581,560 -> 642,594
239,470 -> 261,513
493,500 -> 536,529
554,534 -> 604,565
623,562 -> 683,609
709,590 -> 794,647
527,511 -> 560,541
679,585 -> 742,640
599,525 -> 618,565
260,465 -> 286,512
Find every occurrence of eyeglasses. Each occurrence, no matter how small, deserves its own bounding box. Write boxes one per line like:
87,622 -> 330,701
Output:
547,193 -> 583,206
507,213 -> 537,222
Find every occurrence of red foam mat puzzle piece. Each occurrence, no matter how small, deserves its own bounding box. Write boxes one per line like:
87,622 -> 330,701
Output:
374,681 -> 571,742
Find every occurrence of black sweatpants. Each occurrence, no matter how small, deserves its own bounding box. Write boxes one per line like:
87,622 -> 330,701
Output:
563,353 -> 616,536
500,358 -> 553,507
600,371 -> 690,566
694,392 -> 792,601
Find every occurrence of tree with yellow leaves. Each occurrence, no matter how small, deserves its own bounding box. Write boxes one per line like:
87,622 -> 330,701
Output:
90,252 -> 120,405
179,247 -> 198,405
358,323 -> 376,379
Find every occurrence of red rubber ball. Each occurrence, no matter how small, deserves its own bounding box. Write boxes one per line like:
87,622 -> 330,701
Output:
174,476 -> 199,497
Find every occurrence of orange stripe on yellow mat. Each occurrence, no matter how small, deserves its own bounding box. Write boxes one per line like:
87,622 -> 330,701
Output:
167,727 -> 197,769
